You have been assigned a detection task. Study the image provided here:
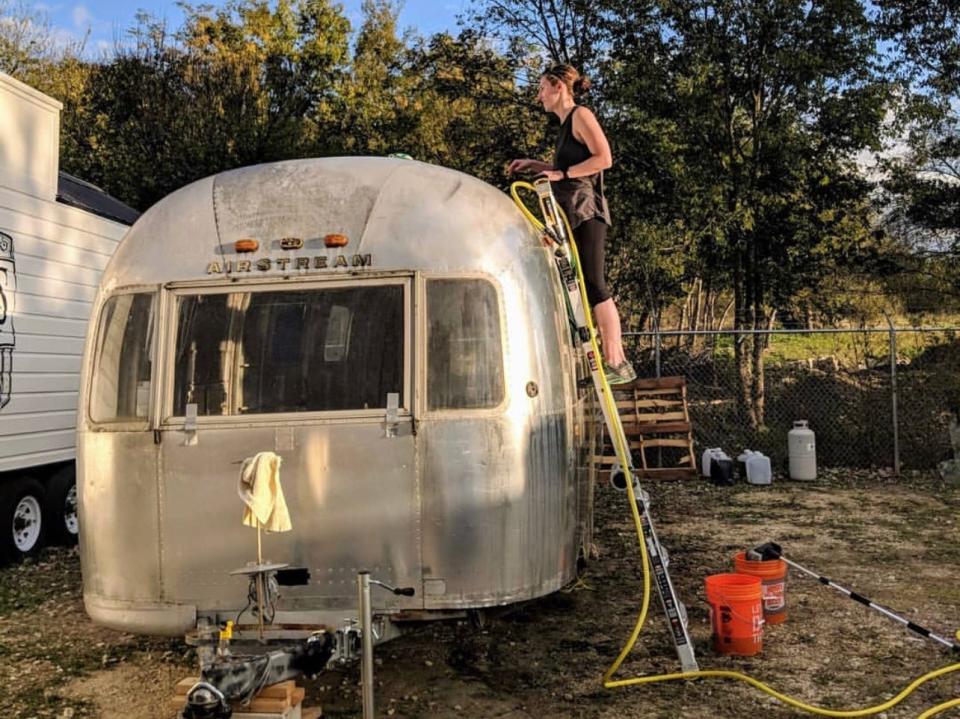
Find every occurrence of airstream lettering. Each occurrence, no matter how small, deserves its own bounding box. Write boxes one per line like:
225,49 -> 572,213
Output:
205,253 -> 373,275
78,157 -> 592,641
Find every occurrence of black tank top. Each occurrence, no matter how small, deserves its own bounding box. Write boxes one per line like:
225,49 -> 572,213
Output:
551,106 -> 611,229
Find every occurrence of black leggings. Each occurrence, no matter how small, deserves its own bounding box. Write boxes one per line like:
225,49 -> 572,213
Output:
574,218 -> 612,306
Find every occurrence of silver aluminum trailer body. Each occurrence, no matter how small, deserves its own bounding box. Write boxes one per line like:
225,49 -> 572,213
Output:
0,72 -> 130,561
78,157 -> 592,635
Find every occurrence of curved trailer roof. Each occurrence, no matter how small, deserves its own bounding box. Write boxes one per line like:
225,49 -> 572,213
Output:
101,157 -> 538,290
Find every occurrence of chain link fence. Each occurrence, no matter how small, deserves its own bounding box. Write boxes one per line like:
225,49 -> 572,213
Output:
622,328 -> 960,472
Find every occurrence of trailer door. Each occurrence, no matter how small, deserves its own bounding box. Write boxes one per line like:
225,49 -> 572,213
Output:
158,279 -> 420,613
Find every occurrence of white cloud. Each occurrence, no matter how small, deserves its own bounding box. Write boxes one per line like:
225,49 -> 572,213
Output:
50,25 -> 82,47
71,4 -> 92,29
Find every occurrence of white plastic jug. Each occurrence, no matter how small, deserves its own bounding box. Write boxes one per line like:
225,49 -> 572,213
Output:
745,452 -> 772,485
701,447 -> 722,478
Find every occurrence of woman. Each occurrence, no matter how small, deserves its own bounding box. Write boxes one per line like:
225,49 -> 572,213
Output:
508,64 -> 636,384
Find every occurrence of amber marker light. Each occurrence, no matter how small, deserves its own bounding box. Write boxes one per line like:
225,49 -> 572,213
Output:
324,233 -> 349,248
234,239 -> 259,252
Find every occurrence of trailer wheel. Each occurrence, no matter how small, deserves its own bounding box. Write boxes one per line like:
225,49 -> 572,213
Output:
0,478 -> 47,564
45,466 -> 78,546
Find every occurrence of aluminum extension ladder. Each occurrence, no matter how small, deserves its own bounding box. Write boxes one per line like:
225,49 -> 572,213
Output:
529,178 -> 699,673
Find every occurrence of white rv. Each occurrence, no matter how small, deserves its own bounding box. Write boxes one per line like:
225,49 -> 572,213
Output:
0,72 -> 137,563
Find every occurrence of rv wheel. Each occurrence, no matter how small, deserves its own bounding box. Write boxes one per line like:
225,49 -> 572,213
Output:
45,466 -> 78,546
0,477 -> 47,564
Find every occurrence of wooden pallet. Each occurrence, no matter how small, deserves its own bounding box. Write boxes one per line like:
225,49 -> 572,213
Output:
170,677 -> 312,717
593,376 -> 698,480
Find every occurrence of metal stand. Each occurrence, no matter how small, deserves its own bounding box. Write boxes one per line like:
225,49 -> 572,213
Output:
256,524 -> 264,640
357,572 -> 375,719
355,572 -> 416,719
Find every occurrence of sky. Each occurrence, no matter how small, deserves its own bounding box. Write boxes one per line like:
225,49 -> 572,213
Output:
39,0 -> 466,57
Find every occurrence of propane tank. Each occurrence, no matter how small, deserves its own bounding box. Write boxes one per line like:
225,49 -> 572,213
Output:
788,420 -> 817,480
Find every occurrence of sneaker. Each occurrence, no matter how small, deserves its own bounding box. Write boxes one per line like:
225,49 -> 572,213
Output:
604,359 -> 637,385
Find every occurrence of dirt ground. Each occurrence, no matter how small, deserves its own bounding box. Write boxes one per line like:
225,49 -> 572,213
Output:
1,469 -> 958,719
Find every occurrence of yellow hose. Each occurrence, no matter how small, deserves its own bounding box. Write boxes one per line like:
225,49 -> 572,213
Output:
509,180 -> 960,718
918,698 -> 960,719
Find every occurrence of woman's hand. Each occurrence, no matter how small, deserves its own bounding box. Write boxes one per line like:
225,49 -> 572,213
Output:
539,169 -> 564,182
507,159 -> 533,174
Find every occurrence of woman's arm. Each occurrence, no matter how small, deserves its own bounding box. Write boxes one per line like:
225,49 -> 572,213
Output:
508,158 -> 554,175
568,108 -> 612,177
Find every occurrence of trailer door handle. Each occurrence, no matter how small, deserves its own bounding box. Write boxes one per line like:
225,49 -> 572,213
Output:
183,403 -> 199,446
384,392 -> 399,437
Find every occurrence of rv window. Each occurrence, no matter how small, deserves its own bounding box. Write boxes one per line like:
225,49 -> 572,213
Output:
90,293 -> 155,423
172,285 -> 404,415
427,279 -> 504,410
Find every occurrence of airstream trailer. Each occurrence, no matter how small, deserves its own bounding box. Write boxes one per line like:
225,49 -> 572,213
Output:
77,157 -> 594,644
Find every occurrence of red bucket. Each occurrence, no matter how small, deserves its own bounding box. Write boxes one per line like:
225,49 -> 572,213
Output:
704,573 -> 764,656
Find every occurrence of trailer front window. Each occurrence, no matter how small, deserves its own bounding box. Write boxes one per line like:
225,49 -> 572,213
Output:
427,279 -> 504,410
172,285 -> 404,416
90,293 -> 155,423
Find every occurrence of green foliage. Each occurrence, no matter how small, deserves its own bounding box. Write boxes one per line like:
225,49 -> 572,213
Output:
874,1 -> 960,311
403,30 -> 548,185
0,0 -> 952,342
333,0 -> 409,155
0,0 -> 61,78
464,0 -> 603,72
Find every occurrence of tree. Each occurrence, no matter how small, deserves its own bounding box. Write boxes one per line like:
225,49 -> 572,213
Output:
467,0 -> 894,424
876,0 -> 960,304
179,0 -> 350,161
333,0 -> 412,155
604,0 -> 890,426
464,0 -> 603,72
0,0 -> 58,78
403,30 -> 548,184
53,0 -> 351,210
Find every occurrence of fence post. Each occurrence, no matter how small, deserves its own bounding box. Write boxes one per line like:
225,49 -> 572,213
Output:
654,325 -> 662,379
888,322 -> 900,477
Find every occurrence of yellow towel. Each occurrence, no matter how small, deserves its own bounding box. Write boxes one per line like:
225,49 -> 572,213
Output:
237,451 -> 292,532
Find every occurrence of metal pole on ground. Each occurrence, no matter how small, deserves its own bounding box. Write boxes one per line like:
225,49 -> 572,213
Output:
887,318 -> 900,477
358,572 -> 375,719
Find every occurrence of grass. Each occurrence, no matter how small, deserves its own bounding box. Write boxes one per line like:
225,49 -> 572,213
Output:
628,316 -> 960,370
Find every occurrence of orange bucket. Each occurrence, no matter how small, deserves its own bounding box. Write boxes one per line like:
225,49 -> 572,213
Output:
704,573 -> 764,656
734,551 -> 788,624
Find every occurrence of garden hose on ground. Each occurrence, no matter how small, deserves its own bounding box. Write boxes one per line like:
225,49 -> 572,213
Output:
509,180 -> 960,718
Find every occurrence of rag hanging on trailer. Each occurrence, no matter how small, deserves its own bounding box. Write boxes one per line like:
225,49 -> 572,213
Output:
237,451 -> 292,533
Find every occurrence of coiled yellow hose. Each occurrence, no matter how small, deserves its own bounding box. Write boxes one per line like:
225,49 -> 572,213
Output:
509,180 -> 960,718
